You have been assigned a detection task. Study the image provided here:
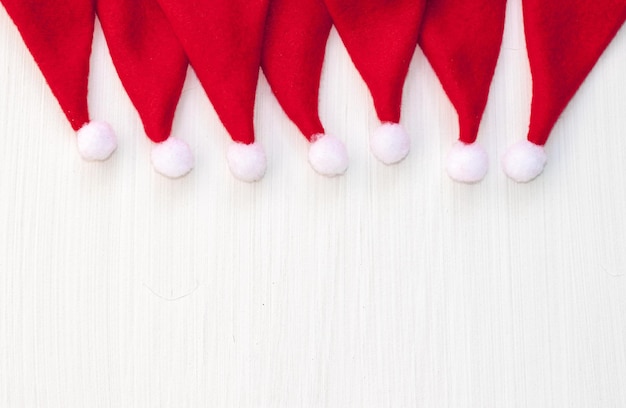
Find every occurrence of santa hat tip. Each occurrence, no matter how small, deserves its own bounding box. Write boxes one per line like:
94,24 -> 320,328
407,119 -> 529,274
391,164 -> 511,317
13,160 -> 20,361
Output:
446,141 -> 488,184
308,134 -> 349,177
227,142 -> 267,182
151,137 -> 194,179
76,121 -> 117,162
370,123 -> 410,165
502,140 -> 547,183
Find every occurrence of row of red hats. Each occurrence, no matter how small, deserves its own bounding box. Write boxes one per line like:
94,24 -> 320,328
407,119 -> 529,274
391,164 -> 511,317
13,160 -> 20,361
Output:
2,0 -> 625,183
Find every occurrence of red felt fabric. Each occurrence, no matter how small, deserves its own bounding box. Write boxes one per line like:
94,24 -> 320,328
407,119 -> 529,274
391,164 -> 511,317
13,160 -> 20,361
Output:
419,0 -> 506,145
1,0 -> 95,131
96,0 -> 188,143
156,0 -> 269,145
524,0 -> 626,146
262,0 -> 332,141
6,0 -> 626,156
323,0 -> 425,124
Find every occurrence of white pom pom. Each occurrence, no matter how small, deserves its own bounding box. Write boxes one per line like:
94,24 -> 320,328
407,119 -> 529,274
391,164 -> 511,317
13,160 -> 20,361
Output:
227,142 -> 267,182
502,140 -> 547,183
151,137 -> 194,179
370,123 -> 411,165
76,121 -> 117,161
308,134 -> 349,177
446,141 -> 489,183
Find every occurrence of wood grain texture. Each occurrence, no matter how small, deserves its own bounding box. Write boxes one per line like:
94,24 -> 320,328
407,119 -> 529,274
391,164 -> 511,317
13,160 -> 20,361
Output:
1,1 -> 626,406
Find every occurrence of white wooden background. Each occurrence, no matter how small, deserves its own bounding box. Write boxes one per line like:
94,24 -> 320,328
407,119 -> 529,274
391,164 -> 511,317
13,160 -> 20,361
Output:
1,1 -> 626,407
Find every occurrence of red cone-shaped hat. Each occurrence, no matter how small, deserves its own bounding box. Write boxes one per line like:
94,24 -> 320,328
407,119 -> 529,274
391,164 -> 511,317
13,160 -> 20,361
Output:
503,0 -> 626,182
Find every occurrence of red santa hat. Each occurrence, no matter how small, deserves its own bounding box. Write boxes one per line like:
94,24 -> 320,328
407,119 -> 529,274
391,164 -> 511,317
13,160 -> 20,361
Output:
96,0 -> 192,178
155,0 -> 270,182
262,0 -> 347,177
325,0 -> 425,166
262,0 -> 424,176
503,0 -> 626,182
1,0 -> 117,162
419,0 -> 507,183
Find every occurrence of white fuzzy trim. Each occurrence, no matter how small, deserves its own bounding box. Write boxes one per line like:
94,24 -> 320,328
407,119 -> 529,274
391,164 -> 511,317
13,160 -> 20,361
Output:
227,142 -> 267,182
502,140 -> 547,183
151,137 -> 194,179
76,121 -> 117,161
370,123 -> 410,165
446,141 -> 489,183
308,134 -> 348,177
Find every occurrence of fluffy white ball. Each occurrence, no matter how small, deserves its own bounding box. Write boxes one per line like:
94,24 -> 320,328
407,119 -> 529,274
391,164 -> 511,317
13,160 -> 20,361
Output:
446,141 -> 489,183
502,140 -> 547,183
308,134 -> 349,177
76,121 -> 117,161
370,123 -> 410,165
151,137 -> 194,179
227,142 -> 267,182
